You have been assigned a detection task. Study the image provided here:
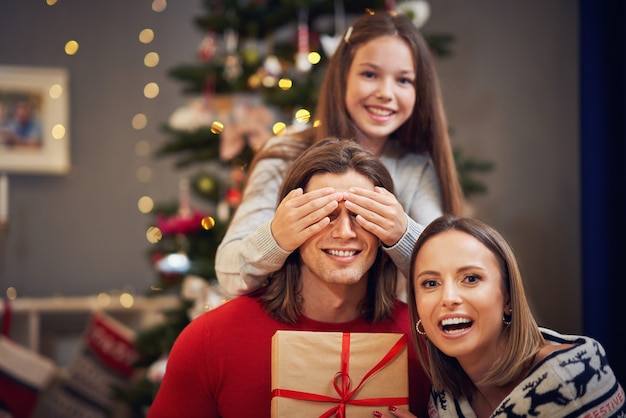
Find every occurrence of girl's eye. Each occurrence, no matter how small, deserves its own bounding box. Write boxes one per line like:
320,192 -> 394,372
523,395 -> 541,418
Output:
362,71 -> 376,79
398,77 -> 414,85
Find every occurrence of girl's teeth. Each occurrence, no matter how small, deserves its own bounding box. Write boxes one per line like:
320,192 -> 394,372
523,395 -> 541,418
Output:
368,107 -> 392,116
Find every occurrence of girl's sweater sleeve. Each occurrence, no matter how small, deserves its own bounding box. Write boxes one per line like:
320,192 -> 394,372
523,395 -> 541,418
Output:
215,157 -> 291,296
380,149 -> 443,280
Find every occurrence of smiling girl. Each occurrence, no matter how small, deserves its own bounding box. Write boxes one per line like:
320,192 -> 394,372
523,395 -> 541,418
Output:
215,10 -> 464,297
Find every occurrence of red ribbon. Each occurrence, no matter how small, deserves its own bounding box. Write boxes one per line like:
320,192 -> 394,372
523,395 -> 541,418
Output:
272,333 -> 409,417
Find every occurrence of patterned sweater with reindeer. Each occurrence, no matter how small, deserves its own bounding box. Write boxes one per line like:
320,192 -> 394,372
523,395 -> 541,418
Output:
427,328 -> 625,418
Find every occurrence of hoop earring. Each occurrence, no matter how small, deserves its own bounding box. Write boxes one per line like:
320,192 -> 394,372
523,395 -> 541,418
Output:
415,319 -> 427,336
503,314 -> 512,326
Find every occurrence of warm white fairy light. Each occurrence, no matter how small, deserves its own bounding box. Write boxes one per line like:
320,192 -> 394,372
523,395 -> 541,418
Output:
272,122 -> 287,136
137,196 -> 154,213
49,84 -> 63,99
65,40 -> 79,55
132,113 -> 148,130
152,0 -> 167,13
52,124 -> 65,140
139,29 -> 154,44
144,82 -> 159,99
119,292 -> 135,308
144,52 -> 159,68
146,226 -> 162,244
278,78 -> 292,90
308,51 -> 321,65
5,287 -> 17,300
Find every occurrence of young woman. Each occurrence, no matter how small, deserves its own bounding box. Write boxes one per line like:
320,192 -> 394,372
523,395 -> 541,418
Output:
215,10 -> 464,296
374,215 -> 625,417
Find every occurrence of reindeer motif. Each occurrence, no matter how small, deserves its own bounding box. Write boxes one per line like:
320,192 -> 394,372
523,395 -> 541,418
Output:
523,372 -> 570,416
492,398 -> 526,418
560,350 -> 602,397
593,341 -> 610,376
433,389 -> 448,411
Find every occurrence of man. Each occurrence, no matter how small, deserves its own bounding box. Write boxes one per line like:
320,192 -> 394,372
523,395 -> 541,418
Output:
147,138 -> 430,417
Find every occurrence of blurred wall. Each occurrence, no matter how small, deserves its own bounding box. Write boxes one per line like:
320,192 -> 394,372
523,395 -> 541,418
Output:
0,1 -> 581,334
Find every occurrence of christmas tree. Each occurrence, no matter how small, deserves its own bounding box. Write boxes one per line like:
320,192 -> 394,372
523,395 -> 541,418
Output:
114,1 -> 490,415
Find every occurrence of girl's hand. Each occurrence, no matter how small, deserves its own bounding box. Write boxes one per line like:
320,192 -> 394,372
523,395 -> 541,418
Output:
373,405 -> 418,417
344,186 -> 408,247
271,187 -> 343,251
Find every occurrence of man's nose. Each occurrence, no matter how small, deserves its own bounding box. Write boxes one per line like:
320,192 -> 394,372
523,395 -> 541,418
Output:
331,210 -> 357,239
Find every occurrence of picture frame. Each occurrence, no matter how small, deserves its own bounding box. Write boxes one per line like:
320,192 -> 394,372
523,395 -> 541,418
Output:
0,65 -> 70,175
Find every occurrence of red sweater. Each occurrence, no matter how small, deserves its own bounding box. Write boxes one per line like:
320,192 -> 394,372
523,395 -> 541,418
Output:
148,296 -> 430,417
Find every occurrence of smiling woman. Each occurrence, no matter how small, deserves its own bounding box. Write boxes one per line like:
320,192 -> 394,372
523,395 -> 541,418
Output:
384,215 -> 626,418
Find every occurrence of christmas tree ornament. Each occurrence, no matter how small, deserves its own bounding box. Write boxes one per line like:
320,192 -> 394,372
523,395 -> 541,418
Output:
168,98 -> 213,132
295,10 -> 312,72
146,355 -> 168,383
320,0 -> 346,57
242,39 -> 262,66
178,178 -> 191,218
223,28 -> 242,81
182,276 -> 230,321
155,252 -> 191,274
198,31 -> 217,62
201,216 -> 216,230
217,199 -> 230,222
396,0 -> 431,28
194,174 -> 217,200
263,54 -> 282,76
225,187 -> 242,206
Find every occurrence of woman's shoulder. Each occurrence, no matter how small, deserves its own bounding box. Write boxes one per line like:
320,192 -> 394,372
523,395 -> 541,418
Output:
534,327 -> 613,376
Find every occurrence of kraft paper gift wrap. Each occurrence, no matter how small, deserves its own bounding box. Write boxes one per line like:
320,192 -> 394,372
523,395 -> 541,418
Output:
271,331 -> 409,417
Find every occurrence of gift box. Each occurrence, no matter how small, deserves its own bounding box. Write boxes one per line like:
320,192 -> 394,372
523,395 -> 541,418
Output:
271,331 -> 409,418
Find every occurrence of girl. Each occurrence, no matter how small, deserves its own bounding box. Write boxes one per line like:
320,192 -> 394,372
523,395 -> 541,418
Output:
215,10 -> 464,296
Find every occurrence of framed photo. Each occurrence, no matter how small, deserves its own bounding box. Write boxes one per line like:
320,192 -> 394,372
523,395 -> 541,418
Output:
0,65 -> 70,174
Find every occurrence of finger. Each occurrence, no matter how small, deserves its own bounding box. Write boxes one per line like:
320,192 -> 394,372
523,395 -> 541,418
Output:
347,186 -> 396,207
375,405 -> 417,418
388,405 -> 418,417
291,187 -> 338,207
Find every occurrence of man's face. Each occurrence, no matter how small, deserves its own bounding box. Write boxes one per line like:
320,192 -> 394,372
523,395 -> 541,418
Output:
298,170 -> 380,286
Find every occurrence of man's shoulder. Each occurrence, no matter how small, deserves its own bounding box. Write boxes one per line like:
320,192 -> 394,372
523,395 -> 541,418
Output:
195,295 -> 265,324
389,300 -> 410,329
392,299 -> 409,313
